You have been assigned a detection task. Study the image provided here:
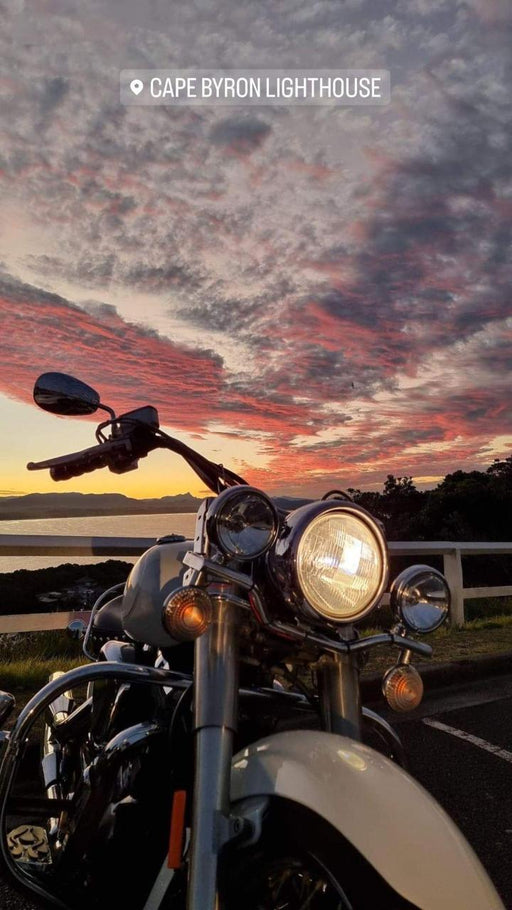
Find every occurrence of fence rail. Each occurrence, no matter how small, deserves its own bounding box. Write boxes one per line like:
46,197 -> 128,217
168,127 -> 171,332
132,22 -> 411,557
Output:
1,534 -> 512,630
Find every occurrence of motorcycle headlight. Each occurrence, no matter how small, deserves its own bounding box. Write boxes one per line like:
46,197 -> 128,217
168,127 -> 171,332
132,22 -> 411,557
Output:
269,502 -> 388,623
207,486 -> 279,560
390,564 -> 450,633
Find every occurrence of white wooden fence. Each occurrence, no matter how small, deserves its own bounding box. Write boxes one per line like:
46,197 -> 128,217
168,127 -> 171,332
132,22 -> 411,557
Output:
0,535 -> 512,630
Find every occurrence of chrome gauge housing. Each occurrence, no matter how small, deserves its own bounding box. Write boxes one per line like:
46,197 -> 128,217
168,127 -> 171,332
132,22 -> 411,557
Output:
268,501 -> 389,624
206,486 -> 279,560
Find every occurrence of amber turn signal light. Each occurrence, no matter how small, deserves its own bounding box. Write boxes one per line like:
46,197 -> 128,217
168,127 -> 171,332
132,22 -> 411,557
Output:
163,587 -> 213,641
382,664 -> 423,712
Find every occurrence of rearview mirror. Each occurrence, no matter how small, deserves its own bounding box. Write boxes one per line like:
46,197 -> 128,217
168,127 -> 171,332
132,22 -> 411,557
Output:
33,372 -> 100,416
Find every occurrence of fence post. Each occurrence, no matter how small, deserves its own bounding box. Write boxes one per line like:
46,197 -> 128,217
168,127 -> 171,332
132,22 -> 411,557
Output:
443,548 -> 465,627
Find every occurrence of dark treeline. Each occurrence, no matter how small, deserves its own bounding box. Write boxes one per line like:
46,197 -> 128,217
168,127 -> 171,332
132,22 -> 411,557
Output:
349,456 -> 512,588
350,456 -> 512,541
0,561 -> 132,616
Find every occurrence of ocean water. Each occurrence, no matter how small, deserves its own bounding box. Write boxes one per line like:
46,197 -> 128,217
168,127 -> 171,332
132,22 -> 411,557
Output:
0,513 -> 197,572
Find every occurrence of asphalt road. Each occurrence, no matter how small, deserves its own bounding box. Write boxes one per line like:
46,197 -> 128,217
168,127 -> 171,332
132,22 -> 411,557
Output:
397,678 -> 512,909
2,675 -> 512,908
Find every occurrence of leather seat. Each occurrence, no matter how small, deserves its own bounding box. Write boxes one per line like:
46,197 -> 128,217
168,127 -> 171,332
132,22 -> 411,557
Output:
92,595 -> 127,638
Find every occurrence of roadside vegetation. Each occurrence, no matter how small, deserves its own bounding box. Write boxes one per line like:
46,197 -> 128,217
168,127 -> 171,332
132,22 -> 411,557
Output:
363,608 -> 512,675
0,631 -> 85,692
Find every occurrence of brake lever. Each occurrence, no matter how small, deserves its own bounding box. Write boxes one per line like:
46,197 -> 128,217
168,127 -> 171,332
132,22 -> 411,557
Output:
27,442 -> 117,471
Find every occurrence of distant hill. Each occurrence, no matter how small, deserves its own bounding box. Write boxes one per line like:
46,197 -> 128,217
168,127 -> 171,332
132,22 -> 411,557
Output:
0,491 -> 315,521
0,491 -> 202,520
273,496 -> 312,511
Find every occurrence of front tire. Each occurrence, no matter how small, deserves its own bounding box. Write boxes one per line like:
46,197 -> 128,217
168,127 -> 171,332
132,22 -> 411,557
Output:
219,798 -> 418,910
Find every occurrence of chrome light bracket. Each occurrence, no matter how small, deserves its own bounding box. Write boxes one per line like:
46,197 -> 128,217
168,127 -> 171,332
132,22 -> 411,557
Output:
183,497 -> 213,587
183,551 -> 254,590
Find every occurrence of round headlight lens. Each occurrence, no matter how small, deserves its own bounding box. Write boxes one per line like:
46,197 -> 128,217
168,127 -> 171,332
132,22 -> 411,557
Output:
208,487 -> 278,560
391,565 -> 450,633
296,511 -> 385,622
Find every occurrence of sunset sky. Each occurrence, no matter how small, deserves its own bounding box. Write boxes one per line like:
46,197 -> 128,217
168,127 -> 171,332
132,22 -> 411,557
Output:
1,1 -> 511,500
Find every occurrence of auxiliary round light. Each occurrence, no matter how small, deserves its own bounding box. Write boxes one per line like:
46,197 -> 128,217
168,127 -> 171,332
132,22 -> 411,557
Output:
295,507 -> 386,622
207,486 -> 279,560
390,565 -> 450,633
382,665 -> 424,713
162,587 -> 213,642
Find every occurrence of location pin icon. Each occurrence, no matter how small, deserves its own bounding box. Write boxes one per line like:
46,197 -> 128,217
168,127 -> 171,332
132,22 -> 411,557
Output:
130,79 -> 144,96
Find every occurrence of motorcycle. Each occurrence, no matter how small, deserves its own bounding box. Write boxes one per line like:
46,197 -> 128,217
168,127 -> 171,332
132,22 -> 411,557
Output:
0,371 -> 504,909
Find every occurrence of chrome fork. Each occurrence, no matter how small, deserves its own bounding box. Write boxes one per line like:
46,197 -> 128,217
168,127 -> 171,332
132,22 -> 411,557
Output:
317,649 -> 362,741
187,591 -> 240,910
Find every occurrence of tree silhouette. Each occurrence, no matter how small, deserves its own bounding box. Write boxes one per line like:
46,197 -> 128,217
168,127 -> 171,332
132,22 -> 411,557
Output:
349,458 -> 512,587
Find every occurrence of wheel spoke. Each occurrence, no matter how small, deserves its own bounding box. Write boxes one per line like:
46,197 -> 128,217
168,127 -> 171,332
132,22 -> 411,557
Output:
298,878 -> 323,909
256,859 -> 350,909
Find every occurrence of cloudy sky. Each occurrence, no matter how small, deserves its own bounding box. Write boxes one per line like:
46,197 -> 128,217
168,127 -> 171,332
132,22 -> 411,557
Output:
1,0 -> 511,499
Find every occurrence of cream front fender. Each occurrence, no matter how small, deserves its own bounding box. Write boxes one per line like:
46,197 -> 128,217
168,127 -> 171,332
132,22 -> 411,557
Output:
231,730 -> 504,910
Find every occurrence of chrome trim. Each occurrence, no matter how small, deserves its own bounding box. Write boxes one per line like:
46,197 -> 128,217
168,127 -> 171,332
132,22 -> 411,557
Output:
99,720 -> 161,766
188,594 -> 240,910
318,652 -> 361,740
262,621 -> 432,659
183,497 -> 212,587
83,582 -> 126,660
183,550 -> 253,588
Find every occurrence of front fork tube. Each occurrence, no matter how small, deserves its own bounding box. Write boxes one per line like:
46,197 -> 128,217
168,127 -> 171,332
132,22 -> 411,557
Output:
318,651 -> 362,741
187,595 -> 239,910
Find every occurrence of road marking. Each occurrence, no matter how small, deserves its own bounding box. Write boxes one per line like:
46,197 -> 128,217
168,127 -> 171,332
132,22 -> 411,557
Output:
423,718 -> 512,764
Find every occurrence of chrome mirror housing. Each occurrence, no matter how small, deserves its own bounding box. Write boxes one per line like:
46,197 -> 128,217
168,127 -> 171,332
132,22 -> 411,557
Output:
33,372 -> 100,416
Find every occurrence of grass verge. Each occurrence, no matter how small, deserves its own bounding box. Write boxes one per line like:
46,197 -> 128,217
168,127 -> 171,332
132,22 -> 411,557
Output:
363,614 -> 512,675
0,656 -> 88,694
0,632 -> 87,698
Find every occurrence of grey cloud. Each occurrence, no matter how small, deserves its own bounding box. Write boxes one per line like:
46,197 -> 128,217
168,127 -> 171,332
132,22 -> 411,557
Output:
26,253 -> 117,288
210,117 -> 271,154
318,290 -> 372,326
124,262 -> 202,292
0,272 -> 73,310
2,0 -> 512,474
39,76 -> 69,117
81,301 -> 118,318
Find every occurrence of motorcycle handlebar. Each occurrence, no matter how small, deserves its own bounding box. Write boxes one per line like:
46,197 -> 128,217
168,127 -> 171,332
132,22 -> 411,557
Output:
27,425 -> 247,491
27,437 -> 137,480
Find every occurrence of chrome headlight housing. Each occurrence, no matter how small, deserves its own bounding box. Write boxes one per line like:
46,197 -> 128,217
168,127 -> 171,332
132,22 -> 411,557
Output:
390,564 -> 450,633
269,501 -> 388,624
206,486 -> 279,560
